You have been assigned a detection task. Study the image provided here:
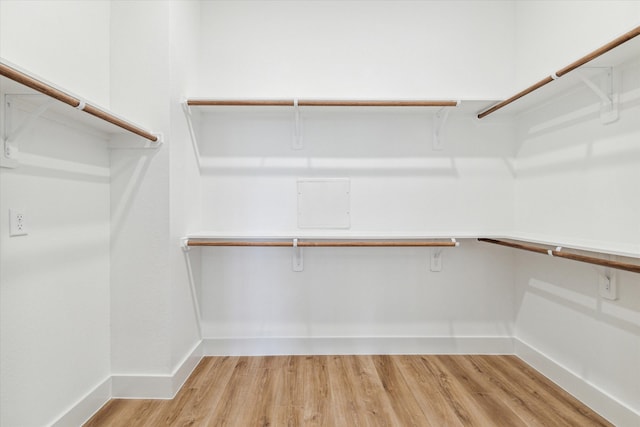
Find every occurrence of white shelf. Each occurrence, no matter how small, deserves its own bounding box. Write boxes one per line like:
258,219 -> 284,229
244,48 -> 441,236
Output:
0,58 -> 160,149
477,27 -> 640,118
500,233 -> 640,260
186,232 -> 640,260
187,231 -> 497,240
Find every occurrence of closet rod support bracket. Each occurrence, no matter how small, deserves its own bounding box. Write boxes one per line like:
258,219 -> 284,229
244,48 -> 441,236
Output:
578,67 -> 618,124
2,95 -> 56,167
108,132 -> 164,149
180,237 -> 191,252
433,105 -> 456,150
292,99 -> 303,150
599,269 -> 618,300
146,133 -> 164,148
430,248 -> 443,272
182,100 -> 202,168
292,238 -> 304,272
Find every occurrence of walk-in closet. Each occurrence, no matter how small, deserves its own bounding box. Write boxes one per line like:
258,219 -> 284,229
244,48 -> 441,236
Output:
1,1 -> 639,426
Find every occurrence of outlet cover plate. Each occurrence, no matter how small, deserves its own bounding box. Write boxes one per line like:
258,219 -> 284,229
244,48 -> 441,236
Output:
9,208 -> 27,236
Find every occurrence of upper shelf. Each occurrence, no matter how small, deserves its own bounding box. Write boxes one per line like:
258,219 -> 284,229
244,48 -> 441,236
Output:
477,25 -> 640,119
186,99 -> 460,108
0,59 -> 161,144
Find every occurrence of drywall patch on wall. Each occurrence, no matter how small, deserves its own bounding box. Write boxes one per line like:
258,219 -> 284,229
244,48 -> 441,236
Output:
297,178 -> 351,229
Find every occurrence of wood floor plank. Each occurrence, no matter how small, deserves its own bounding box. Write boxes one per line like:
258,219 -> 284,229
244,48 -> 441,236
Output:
371,354 -> 430,426
243,355 -> 286,427
415,355 -> 505,426
466,355 -> 562,427
84,355 -> 614,427
199,356 -> 259,426
395,355 -> 464,427
476,356 -> 612,426
502,356 -> 612,426
327,354 -> 366,426
84,399 -> 165,427
272,356 -> 305,426
433,355 -> 527,427
302,355 -> 331,426
348,355 -> 402,426
165,356 -> 239,426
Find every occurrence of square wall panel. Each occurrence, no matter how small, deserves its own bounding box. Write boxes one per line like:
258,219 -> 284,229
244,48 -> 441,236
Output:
297,178 -> 350,229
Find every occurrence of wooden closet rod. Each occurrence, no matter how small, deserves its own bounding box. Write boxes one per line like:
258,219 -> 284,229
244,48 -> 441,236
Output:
187,239 -> 458,248
477,25 -> 640,119
478,238 -> 640,274
187,99 -> 295,106
297,100 -> 458,107
186,99 -> 458,107
0,62 -> 159,142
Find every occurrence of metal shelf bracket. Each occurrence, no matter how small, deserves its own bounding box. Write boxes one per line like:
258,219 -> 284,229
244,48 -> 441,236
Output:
578,67 -> 618,124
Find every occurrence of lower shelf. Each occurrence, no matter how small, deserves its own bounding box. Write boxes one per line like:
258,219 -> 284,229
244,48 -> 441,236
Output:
478,238 -> 640,274
186,237 -> 459,248
183,234 -> 640,274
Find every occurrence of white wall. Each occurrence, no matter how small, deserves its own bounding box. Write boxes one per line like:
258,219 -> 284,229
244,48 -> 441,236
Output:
1,0 -> 639,424
513,56 -> 640,256
197,106 -> 515,237
0,2 -> 112,425
0,0 -> 111,107
109,0 -> 173,378
193,3 -> 640,424
193,1 -> 519,348
0,98 -> 111,425
514,251 -> 640,424
514,0 -> 640,89
198,0 -> 516,99
200,241 -> 516,350
168,0 -> 202,371
109,0 -> 202,391
194,103 -> 517,349
512,6 -> 640,424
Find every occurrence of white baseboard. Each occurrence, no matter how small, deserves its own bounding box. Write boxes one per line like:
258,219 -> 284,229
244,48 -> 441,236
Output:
112,340 -> 203,399
171,340 -> 204,395
514,339 -> 640,427
111,373 -> 175,400
49,338 -> 639,427
50,377 -> 111,427
202,336 -> 515,356
47,341 -> 202,425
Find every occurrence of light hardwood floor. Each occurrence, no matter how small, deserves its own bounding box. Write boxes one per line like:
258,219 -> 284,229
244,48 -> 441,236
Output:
85,355 -> 612,426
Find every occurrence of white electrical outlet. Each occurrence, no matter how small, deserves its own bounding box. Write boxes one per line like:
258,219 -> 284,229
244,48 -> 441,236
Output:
9,209 -> 28,236
599,273 -> 617,300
